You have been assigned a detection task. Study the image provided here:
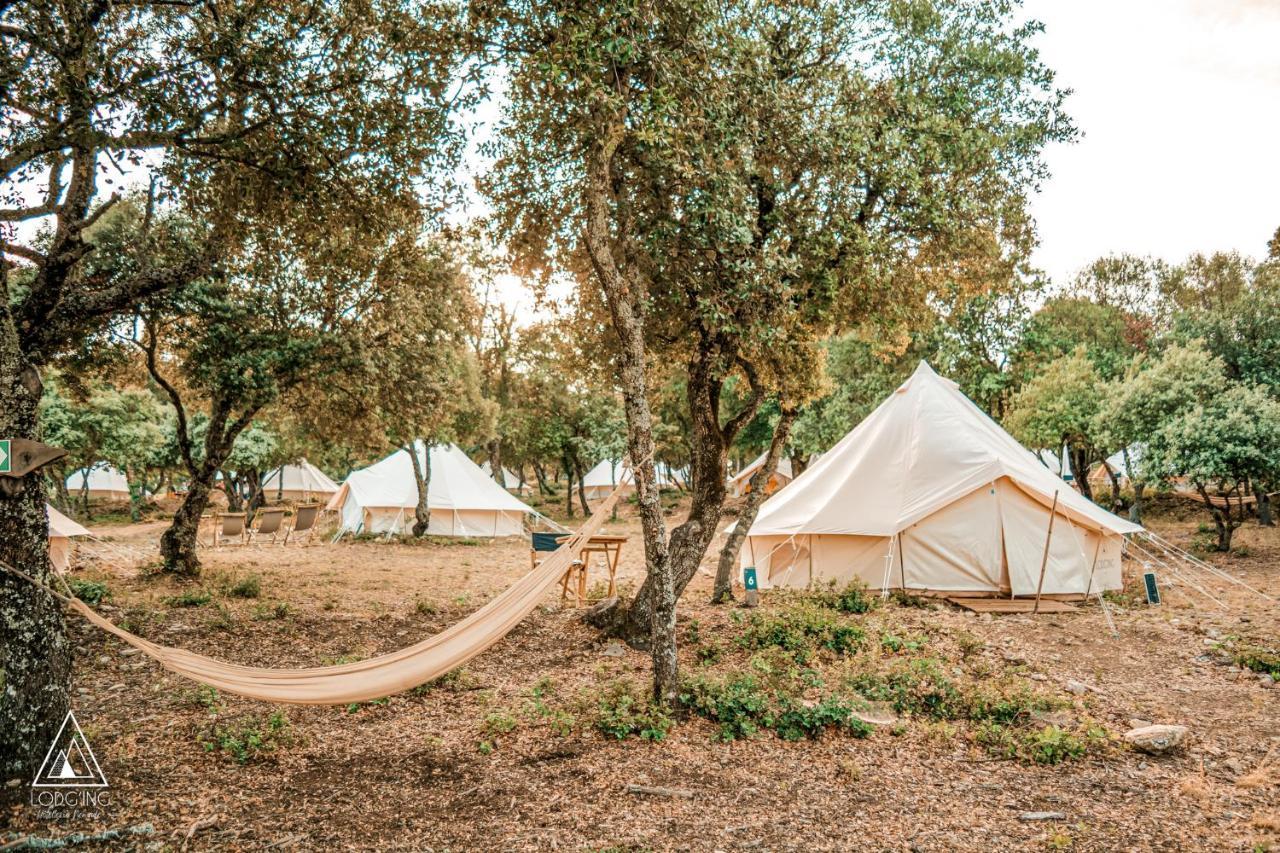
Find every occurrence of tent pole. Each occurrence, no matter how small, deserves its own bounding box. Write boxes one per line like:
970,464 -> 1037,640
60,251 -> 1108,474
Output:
1032,490 -> 1060,614
1082,535 -> 1103,600
896,532 -> 906,591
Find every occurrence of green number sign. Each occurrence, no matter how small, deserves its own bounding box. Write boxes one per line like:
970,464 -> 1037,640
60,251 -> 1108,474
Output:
743,566 -> 758,591
0,439 -> 10,474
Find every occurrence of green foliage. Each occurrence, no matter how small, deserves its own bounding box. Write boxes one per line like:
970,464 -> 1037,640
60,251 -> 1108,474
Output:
165,590 -> 212,608
1004,347 -> 1105,456
975,723 -> 1095,765
738,605 -> 865,663
811,580 -> 878,614
199,711 -> 291,765
680,673 -> 871,742
68,579 -> 109,606
228,575 -> 261,599
592,680 -> 673,742
846,657 -> 965,720
1229,641 -> 1280,677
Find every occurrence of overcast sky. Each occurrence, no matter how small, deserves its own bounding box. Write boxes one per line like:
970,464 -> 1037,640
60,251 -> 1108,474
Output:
1022,0 -> 1280,284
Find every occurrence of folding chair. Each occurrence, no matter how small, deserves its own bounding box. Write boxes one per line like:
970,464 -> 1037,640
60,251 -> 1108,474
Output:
531,532 -> 587,606
211,512 -> 247,548
283,503 -> 323,546
247,507 -> 287,546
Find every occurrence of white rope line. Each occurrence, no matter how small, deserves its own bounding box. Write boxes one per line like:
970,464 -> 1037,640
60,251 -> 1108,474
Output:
1126,537 -> 1227,608
1136,530 -> 1275,603
879,534 -> 898,599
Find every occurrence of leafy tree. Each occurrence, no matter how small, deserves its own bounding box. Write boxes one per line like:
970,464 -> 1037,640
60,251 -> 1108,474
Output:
1144,384 -> 1280,551
0,0 -> 468,774
216,423 -> 285,514
1093,342 -> 1225,522
1171,260 -> 1280,393
1003,348 -> 1106,501
1012,297 -> 1138,385
485,0 -> 1072,701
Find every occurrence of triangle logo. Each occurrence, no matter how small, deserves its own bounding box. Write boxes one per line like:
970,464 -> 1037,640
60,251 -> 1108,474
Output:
32,711 -> 108,788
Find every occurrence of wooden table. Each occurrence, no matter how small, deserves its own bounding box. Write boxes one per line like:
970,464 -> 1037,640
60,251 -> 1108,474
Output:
555,533 -> 627,607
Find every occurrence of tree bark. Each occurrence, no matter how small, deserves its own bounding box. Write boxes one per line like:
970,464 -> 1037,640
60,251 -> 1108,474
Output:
1129,481 -> 1145,524
1070,445 -> 1093,501
575,457 -> 591,516
532,461 -> 554,496
408,441 -> 432,537
0,349 -> 72,778
222,469 -> 243,512
1197,485 -> 1235,552
713,408 -> 796,604
487,438 -> 503,486
161,473 -> 215,573
1258,491 -> 1274,527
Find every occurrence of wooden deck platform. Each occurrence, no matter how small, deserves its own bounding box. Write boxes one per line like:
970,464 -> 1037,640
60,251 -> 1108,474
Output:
945,597 -> 1077,614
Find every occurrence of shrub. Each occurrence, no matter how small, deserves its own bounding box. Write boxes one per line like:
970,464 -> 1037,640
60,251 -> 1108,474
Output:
847,658 -> 963,720
165,589 -> 212,608
228,574 -> 261,598
69,578 -> 109,605
772,696 -> 874,742
1232,642 -> 1280,677
198,710 -> 291,764
593,680 -> 672,742
680,673 -> 871,742
976,723 -> 1098,765
738,605 -> 864,663
812,581 -> 877,614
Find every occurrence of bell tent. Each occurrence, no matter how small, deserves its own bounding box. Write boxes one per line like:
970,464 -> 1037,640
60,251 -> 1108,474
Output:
263,459 -> 340,503
581,459 -> 686,500
65,464 -> 130,501
740,362 -> 1140,597
48,504 -> 91,574
728,452 -> 794,497
328,443 -> 538,537
480,460 -> 528,494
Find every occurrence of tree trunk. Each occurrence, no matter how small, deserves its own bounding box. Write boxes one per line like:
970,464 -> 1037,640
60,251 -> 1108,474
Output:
0,353 -> 72,778
791,454 -> 809,476
563,455 -> 575,518
487,438 -> 503,486
1070,445 -> 1093,501
222,469 -> 242,512
713,409 -> 796,604
161,472 -> 216,575
575,457 -> 591,516
1259,491 -> 1274,527
1197,485 -> 1233,552
1129,481 -> 1145,524
532,461 -> 554,496
408,441 -> 432,537
245,469 -> 265,513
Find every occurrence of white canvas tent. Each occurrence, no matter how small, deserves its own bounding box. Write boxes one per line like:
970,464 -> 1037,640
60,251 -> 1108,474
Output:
581,459 -> 685,499
48,504 -> 91,574
480,461 -> 528,494
728,452 -> 794,497
328,443 -> 538,537
740,362 -> 1141,597
66,464 -> 129,501
263,459 -> 340,502
1089,445 -> 1143,489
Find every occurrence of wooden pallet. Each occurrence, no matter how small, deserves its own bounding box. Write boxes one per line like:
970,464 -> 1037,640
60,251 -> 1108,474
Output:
946,597 -> 1077,614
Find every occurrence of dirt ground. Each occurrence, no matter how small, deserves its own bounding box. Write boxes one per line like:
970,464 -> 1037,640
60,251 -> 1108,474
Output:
3,495 -> 1277,851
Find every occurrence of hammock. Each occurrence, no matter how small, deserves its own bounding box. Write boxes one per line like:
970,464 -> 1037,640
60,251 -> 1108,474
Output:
7,480 -> 628,705
1173,488 -> 1277,510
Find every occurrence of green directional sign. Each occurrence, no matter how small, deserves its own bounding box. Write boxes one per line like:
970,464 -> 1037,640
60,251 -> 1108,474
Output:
0,439 -> 10,474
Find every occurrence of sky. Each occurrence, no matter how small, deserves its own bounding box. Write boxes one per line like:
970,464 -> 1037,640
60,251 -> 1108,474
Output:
1021,0 -> 1280,284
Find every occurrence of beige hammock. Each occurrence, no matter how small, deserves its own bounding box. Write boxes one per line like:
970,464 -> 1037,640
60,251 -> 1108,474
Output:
12,480 -> 628,705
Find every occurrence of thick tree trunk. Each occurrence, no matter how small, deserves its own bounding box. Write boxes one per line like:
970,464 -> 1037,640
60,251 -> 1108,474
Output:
1259,492 -> 1274,527
487,438 -> 503,486
0,352 -> 72,778
1129,481 -> 1145,524
407,441 -> 432,537
792,454 -> 809,476
1070,445 -> 1093,501
1198,486 -> 1234,552
533,461 -> 554,496
222,469 -> 243,512
160,470 -> 217,575
713,409 -> 795,604
245,469 -> 265,513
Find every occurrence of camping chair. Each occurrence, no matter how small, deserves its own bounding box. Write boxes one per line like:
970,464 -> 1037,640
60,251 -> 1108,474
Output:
211,512 -> 247,548
531,532 -> 586,606
246,507 -> 287,546
283,503 -> 323,546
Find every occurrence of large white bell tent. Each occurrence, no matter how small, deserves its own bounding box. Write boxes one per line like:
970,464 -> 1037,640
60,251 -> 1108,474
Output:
48,503 -> 91,574
740,362 -> 1141,597
328,443 -> 538,537
65,464 -> 130,501
263,459 -> 340,502
581,459 -> 686,500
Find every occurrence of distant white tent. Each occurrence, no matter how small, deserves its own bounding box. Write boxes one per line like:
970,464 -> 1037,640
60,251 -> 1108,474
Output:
728,452 -> 794,498
66,464 -> 129,501
480,461 -> 528,494
581,459 -> 684,500
741,362 -> 1140,597
1036,447 -> 1072,480
48,504 -> 90,574
1089,445 -> 1143,488
328,443 -> 538,537
263,459 -> 340,502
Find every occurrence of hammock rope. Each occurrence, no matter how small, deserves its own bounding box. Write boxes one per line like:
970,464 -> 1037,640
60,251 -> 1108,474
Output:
3,477 -> 630,705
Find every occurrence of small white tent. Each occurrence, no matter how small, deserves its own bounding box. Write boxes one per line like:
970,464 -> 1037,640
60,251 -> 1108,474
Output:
328,443 -> 537,537
480,461 -> 528,494
728,452 -> 794,497
1089,445 -> 1143,489
263,459 -> 340,502
48,504 -> 90,574
741,362 -> 1140,597
581,459 -> 684,499
66,464 -> 129,501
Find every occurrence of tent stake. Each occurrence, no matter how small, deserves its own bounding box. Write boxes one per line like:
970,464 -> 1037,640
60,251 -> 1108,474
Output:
1032,490 -> 1059,615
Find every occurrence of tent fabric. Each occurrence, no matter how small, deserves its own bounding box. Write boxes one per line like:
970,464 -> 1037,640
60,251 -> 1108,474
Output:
263,459 -> 340,502
47,504 -> 90,574
480,461 -> 527,493
581,459 -> 685,498
1089,444 -> 1143,486
65,464 -> 129,501
728,452 -> 794,496
329,443 -> 537,537
36,480 -> 630,705
742,362 -> 1139,596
